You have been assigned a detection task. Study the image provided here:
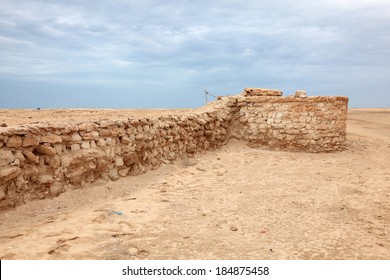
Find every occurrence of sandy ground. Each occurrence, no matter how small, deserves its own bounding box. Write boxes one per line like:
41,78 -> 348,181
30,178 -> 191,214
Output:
0,108 -> 389,260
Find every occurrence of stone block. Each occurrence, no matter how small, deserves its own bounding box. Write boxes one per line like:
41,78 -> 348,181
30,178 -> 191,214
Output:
50,182 -> 64,196
294,90 -> 307,98
0,150 -> 15,167
99,129 -> 112,137
71,143 -> 80,151
37,145 -> 56,156
115,156 -> 124,167
78,123 -> 98,132
286,129 -> 301,135
108,168 -> 119,181
71,132 -> 82,142
81,141 -> 90,149
6,136 -> 22,148
118,167 -> 129,177
22,150 -> 38,163
39,174 -> 54,184
41,133 -> 62,144
0,166 -> 21,181
135,133 -> 144,140
97,138 -> 106,147
23,137 -> 39,147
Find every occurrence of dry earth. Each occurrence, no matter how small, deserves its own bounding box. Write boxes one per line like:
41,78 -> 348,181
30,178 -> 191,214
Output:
0,108 -> 389,260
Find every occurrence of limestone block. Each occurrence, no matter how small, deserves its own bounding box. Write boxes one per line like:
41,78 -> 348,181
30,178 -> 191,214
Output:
108,146 -> 116,158
0,150 -> 15,167
6,136 -> 22,148
103,137 -> 114,146
99,129 -> 112,137
39,174 -> 54,185
286,129 -> 301,135
135,133 -> 144,140
37,145 -> 56,156
78,123 -> 98,132
123,152 -> 139,166
121,136 -> 131,144
118,167 -> 129,177
41,133 -> 62,144
115,126 -> 126,136
294,90 -> 307,98
50,182 -> 64,196
145,141 -> 154,149
53,144 -> 64,155
14,150 -> 25,162
46,155 -> 61,169
294,123 -> 307,129
90,140 -> 96,149
126,127 -> 134,135
143,125 -> 150,132
115,156 -> 124,167
0,166 -> 21,181
22,150 -> 39,163
97,138 -> 106,147
71,132 -> 82,142
23,137 -> 39,147
108,168 -> 119,181
61,135 -> 72,142
71,143 -> 80,151
81,141 -> 90,149
82,131 -> 99,140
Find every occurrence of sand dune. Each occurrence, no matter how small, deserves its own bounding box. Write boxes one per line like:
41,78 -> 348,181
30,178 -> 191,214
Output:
0,108 -> 389,259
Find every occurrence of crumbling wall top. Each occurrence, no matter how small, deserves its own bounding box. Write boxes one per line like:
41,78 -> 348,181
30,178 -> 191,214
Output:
243,88 -> 283,97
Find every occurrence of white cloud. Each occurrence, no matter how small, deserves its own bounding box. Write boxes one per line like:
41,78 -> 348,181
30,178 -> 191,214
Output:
0,0 -> 389,108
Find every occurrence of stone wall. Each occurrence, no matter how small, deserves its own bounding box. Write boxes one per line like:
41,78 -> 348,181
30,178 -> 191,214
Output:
0,90 -> 348,209
228,94 -> 348,152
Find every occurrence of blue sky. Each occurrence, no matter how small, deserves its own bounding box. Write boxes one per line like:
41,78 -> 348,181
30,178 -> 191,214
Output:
1,0 -> 389,109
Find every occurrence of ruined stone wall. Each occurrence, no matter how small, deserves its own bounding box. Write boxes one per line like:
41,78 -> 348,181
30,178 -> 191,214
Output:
0,91 -> 348,209
228,95 -> 349,152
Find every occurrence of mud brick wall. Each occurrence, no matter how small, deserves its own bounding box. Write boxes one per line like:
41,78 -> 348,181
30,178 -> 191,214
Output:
0,90 -> 348,209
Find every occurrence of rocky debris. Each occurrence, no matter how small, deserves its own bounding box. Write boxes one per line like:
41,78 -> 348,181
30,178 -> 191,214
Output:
243,88 -> 283,97
39,175 -> 54,185
50,182 -> 64,196
295,90 -> 307,98
108,168 -> 119,181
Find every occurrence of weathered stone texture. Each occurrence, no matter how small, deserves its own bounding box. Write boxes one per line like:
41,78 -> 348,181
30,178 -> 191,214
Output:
243,88 -> 283,97
0,89 -> 348,209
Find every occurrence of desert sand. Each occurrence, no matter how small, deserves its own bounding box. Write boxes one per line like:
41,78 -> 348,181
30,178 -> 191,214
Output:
0,108 -> 389,260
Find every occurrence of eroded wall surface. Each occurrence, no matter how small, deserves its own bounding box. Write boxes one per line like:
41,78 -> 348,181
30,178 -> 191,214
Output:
0,90 -> 348,209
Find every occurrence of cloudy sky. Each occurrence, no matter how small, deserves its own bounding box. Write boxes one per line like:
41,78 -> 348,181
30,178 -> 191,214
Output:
0,0 -> 389,108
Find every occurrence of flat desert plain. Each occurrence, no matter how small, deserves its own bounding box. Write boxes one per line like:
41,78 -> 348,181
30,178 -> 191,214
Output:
0,108 -> 389,260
